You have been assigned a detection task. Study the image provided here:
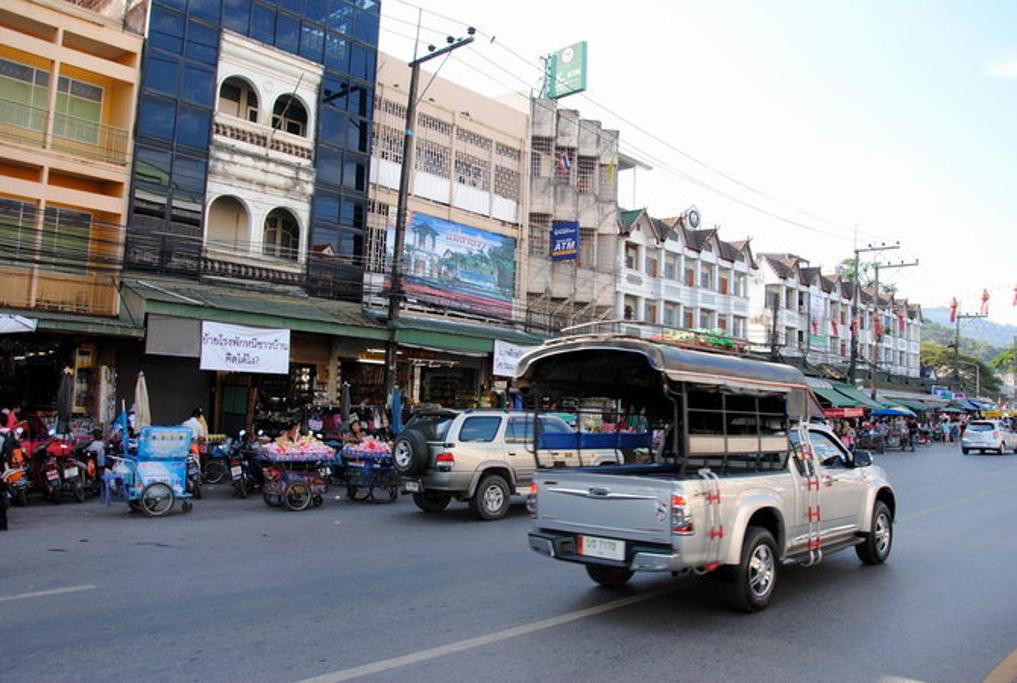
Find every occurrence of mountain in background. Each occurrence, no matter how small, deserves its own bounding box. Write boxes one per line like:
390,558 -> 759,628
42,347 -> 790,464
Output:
924,307 -> 1017,350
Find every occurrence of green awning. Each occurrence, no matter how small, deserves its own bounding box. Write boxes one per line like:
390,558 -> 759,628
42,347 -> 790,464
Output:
122,278 -> 388,341
0,308 -> 144,338
830,381 -> 886,410
391,316 -> 547,354
812,386 -> 857,408
893,398 -> 930,412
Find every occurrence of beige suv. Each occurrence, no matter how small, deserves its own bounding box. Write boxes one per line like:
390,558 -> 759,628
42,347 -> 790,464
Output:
393,410 -> 621,520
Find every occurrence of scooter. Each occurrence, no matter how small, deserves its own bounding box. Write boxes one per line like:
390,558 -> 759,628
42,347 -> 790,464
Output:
32,433 -> 73,505
230,430 -> 265,498
1,430 -> 29,508
185,453 -> 203,499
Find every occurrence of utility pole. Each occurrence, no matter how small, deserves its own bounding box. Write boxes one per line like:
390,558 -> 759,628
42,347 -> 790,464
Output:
847,242 -> 899,384
952,311 -> 987,393
383,31 -> 475,399
868,259 -> 919,398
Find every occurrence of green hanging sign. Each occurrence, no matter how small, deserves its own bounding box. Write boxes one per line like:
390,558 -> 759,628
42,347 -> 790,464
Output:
545,41 -> 588,99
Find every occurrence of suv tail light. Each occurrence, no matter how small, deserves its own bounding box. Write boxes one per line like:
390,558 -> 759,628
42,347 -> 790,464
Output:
526,483 -> 538,517
435,452 -> 454,471
671,495 -> 694,535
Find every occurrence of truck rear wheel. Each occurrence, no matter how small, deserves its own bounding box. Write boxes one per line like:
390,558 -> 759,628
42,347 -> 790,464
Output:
728,526 -> 778,613
585,564 -> 633,587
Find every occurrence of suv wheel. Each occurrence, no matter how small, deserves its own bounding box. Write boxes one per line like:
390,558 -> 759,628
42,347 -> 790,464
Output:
727,526 -> 778,613
856,501 -> 893,565
392,430 -> 429,476
413,492 -> 451,513
470,473 -> 510,520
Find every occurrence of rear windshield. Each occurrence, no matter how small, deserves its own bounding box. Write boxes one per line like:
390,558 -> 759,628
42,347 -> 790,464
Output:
404,414 -> 454,441
967,422 -> 995,432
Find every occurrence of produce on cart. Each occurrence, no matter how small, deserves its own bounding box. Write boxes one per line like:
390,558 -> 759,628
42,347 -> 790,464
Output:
341,437 -> 399,503
260,434 -> 338,511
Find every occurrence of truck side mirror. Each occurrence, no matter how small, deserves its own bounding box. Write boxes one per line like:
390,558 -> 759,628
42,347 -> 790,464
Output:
853,450 -> 873,468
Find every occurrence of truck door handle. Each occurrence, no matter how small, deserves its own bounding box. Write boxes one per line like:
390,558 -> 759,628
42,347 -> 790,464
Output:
507,451 -> 517,456
821,475 -> 837,486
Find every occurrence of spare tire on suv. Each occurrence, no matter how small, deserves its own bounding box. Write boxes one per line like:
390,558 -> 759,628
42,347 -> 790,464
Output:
392,429 -> 430,476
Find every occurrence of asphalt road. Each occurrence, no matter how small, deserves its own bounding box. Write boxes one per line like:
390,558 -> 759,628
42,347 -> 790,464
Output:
2,442 -> 1016,683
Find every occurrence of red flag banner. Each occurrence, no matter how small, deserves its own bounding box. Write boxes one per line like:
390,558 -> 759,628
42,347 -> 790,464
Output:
980,289 -> 990,316
874,316 -> 883,337
1012,285 -> 1016,307
897,312 -> 905,333
949,297 -> 958,323
831,320 -> 839,337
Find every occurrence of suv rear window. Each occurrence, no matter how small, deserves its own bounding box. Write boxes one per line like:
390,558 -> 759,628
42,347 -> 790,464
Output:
404,414 -> 454,441
458,416 -> 502,442
967,422 -> 995,432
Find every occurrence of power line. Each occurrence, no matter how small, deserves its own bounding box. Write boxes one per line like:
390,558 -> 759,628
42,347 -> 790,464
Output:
385,1 -> 890,242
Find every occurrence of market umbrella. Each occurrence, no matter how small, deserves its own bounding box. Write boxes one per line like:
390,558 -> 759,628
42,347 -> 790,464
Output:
340,382 -> 351,424
871,406 -> 916,418
56,367 -> 74,435
390,385 -> 403,435
133,371 -> 151,430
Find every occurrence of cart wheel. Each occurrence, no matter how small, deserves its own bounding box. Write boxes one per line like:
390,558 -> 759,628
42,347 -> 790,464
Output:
139,483 -> 175,518
182,501 -> 193,513
312,495 -> 323,507
347,484 -> 370,502
284,482 -> 312,511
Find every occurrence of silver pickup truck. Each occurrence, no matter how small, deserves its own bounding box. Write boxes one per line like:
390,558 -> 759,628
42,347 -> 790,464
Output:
517,326 -> 896,612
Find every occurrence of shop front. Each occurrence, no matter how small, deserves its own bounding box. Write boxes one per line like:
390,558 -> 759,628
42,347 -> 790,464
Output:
0,309 -> 143,439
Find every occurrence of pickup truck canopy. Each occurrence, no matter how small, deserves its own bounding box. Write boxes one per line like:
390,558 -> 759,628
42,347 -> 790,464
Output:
515,337 -> 823,420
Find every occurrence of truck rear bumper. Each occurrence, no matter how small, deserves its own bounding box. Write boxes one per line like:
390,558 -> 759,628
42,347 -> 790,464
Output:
528,530 -> 682,572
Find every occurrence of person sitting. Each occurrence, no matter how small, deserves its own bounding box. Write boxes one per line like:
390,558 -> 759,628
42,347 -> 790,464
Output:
276,421 -> 302,446
343,420 -> 365,446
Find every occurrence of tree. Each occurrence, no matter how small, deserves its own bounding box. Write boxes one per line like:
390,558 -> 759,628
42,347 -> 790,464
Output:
992,347 -> 1017,374
838,258 -> 897,297
921,342 -> 1002,396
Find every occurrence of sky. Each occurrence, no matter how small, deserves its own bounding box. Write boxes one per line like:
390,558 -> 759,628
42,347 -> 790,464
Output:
377,0 -> 1017,329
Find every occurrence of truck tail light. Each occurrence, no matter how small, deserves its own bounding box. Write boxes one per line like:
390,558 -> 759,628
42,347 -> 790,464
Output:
671,494 -> 694,535
526,483 -> 538,517
435,452 -> 454,471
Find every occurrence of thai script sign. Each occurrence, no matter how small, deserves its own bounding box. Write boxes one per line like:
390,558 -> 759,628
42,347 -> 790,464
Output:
199,321 -> 290,375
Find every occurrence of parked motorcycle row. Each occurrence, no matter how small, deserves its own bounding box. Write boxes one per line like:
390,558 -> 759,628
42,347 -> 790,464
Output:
1,428 -> 101,508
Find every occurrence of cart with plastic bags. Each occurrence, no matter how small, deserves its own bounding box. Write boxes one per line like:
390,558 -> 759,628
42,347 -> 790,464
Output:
341,437 -> 399,503
260,437 -> 338,511
105,425 -> 194,517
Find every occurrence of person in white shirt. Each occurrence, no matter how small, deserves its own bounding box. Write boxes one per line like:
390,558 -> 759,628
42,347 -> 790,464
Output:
182,408 -> 207,441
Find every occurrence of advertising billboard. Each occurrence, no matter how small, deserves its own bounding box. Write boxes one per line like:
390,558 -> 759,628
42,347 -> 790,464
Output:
545,41 -> 587,99
394,212 -> 517,318
550,220 -> 579,261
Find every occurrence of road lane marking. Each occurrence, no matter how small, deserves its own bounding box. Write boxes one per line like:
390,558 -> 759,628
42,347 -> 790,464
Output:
0,584 -> 96,603
899,482 -> 1017,523
302,481 -> 1017,683
297,586 -> 676,683
984,646 -> 1017,683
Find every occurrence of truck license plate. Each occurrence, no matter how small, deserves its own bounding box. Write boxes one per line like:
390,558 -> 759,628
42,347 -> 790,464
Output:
404,480 -> 420,493
578,535 -> 625,561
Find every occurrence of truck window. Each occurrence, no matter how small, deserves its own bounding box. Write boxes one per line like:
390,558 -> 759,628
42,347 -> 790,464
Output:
458,416 -> 502,442
506,416 -> 571,443
808,431 -> 849,468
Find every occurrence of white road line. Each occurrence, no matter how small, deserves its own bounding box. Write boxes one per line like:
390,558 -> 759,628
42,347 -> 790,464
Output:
0,584 -> 97,603
297,586 -> 676,683
300,481 -> 1017,683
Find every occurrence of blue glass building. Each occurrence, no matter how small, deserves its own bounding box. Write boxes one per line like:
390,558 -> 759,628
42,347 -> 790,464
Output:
125,0 -> 379,302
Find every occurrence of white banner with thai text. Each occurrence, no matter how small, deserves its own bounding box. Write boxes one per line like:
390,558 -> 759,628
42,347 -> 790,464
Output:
493,339 -> 538,378
199,321 -> 290,374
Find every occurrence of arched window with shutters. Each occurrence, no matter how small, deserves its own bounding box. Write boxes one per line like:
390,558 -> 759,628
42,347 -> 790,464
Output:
218,77 -> 259,123
263,208 -> 299,261
272,94 -> 307,136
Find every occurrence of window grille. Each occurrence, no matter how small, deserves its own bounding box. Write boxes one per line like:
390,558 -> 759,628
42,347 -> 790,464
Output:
454,151 -> 489,190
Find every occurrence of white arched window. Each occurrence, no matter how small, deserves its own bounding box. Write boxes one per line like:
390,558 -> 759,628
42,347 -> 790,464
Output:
272,95 -> 307,136
218,77 -> 259,123
207,195 -> 248,252
263,208 -> 299,261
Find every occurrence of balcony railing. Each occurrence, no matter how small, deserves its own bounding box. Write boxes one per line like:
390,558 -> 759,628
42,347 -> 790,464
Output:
213,112 -> 314,161
0,98 -> 130,165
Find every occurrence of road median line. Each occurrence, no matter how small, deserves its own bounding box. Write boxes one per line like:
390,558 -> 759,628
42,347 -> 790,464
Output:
0,584 -> 96,603
297,585 -> 676,683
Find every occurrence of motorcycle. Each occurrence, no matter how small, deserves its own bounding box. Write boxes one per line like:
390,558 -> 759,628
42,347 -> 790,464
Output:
185,453 -> 203,500
202,442 -> 230,485
230,430 -> 265,498
30,432 -> 75,505
1,430 -> 29,507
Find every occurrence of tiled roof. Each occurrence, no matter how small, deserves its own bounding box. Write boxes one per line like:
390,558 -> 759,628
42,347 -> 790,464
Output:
760,253 -> 795,279
618,208 -> 644,231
